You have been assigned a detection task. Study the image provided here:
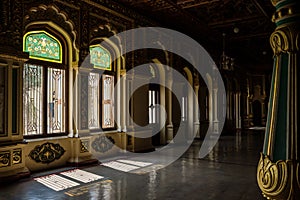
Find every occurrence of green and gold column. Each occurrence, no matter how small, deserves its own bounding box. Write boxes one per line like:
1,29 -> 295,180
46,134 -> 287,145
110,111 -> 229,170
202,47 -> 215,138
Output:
257,0 -> 300,199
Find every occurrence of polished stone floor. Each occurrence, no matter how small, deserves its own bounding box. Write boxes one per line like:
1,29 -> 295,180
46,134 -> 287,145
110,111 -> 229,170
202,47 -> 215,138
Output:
0,130 -> 266,200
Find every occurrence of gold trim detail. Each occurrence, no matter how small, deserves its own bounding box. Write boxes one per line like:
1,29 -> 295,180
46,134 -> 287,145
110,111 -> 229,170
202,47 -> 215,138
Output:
257,153 -> 300,199
270,26 -> 300,55
296,32 -> 299,51
257,153 -> 288,198
297,163 -> 300,189
271,0 -> 284,6
270,30 -> 290,55
272,6 -> 300,24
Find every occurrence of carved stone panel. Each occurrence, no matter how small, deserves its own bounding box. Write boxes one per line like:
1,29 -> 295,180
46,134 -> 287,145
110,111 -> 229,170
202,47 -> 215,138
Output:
92,136 -> 115,153
80,140 -> 89,153
0,151 -> 10,168
29,142 -> 65,164
12,149 -> 22,165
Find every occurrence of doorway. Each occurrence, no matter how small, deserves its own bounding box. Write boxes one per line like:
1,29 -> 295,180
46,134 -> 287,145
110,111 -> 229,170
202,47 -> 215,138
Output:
252,100 -> 262,126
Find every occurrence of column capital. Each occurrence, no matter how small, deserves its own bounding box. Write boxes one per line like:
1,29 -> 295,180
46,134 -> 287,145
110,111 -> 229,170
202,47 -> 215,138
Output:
271,0 -> 300,28
270,26 -> 300,55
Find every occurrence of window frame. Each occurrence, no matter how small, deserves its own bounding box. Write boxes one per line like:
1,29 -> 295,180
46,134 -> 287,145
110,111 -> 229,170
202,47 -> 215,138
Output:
0,66 -> 6,136
148,83 -> 160,125
23,30 -> 69,139
84,43 -> 116,132
86,69 -> 116,132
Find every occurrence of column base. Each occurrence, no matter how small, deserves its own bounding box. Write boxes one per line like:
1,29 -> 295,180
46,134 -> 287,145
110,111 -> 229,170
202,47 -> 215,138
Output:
67,138 -> 99,167
0,167 -> 30,184
67,156 -> 99,167
167,125 -> 174,143
194,122 -> 200,139
257,153 -> 300,200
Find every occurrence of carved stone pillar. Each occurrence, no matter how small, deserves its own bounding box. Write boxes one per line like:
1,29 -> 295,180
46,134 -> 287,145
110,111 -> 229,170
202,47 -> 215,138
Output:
194,85 -> 200,138
166,72 -> 173,143
235,92 -> 242,129
121,69 -> 127,133
257,0 -> 300,199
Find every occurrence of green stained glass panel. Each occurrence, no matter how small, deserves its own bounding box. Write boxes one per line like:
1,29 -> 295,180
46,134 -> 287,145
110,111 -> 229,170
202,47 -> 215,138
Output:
90,46 -> 111,70
24,32 -> 62,63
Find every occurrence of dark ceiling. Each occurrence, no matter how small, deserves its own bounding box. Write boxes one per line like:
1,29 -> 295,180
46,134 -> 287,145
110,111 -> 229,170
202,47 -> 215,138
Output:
116,0 -> 276,72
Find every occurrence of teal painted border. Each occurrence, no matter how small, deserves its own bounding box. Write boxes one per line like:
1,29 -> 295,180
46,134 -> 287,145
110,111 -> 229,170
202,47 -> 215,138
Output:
276,0 -> 296,9
273,54 -> 288,161
276,16 -> 300,27
263,57 -> 277,155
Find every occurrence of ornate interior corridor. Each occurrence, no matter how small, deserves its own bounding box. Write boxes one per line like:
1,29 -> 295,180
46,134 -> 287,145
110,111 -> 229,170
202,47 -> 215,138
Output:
0,0 -> 299,199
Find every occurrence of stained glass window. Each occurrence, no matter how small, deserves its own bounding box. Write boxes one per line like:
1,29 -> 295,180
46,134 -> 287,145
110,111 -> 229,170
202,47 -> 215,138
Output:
0,67 -> 5,134
24,31 -> 62,63
23,31 -> 66,136
90,45 -> 111,70
88,73 -> 100,129
23,64 -> 44,135
23,64 -> 66,135
47,68 -> 65,133
102,75 -> 114,128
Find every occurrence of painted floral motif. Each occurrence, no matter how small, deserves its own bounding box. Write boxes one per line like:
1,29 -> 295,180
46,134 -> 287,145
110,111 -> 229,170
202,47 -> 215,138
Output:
29,142 -> 65,164
90,45 -> 111,70
80,140 -> 89,153
24,32 -> 62,63
0,151 -> 10,168
92,136 -> 115,153
13,149 -> 22,165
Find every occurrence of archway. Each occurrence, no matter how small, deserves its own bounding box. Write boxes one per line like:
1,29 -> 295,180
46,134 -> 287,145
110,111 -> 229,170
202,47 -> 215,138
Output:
252,100 -> 262,126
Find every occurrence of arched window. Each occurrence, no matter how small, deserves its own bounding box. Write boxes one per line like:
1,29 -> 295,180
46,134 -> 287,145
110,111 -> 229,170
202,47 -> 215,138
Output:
86,45 -> 114,130
23,31 -> 66,136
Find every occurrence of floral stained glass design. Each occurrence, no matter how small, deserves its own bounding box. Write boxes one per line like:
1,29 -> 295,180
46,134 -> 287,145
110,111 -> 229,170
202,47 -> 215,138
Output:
88,73 -> 100,129
23,64 -> 44,135
102,75 -> 114,128
23,64 -> 66,135
90,45 -> 111,70
24,31 -> 62,63
47,68 -> 65,133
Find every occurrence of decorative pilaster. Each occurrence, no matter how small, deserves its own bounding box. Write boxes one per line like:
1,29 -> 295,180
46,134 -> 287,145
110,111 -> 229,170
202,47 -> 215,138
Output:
166,71 -> 173,143
121,69 -> 127,132
194,85 -> 200,138
257,0 -> 300,199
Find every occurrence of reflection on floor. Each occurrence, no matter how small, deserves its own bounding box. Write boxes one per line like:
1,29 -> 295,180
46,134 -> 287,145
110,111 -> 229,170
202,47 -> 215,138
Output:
0,130 -> 265,200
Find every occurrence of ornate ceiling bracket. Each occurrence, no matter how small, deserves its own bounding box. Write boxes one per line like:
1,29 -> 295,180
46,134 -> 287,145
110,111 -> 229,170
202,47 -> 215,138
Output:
24,4 -> 79,58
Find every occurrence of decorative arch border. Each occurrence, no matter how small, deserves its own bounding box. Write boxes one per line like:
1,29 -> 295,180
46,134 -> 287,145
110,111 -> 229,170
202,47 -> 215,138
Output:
24,4 -> 79,63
